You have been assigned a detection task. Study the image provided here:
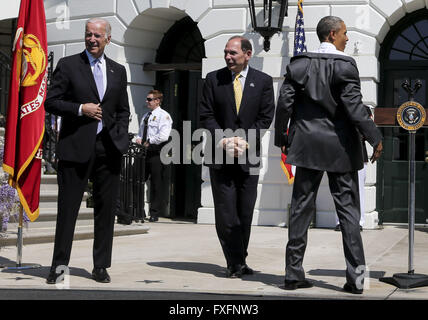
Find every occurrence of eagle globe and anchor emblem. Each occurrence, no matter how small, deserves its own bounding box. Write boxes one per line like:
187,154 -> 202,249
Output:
13,27 -> 47,88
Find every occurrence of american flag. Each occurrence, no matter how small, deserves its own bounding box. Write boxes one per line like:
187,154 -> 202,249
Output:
281,0 -> 307,185
293,0 -> 307,56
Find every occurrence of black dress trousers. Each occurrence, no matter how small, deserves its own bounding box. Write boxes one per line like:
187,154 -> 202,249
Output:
285,166 -> 365,285
51,130 -> 122,269
209,165 -> 259,268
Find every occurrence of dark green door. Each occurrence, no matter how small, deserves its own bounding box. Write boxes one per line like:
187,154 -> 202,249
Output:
378,70 -> 428,224
156,70 -> 202,220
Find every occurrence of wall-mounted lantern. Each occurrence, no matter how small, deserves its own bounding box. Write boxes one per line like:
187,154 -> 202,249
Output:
248,0 -> 288,52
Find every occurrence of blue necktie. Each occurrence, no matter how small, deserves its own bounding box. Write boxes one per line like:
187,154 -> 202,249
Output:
93,59 -> 104,134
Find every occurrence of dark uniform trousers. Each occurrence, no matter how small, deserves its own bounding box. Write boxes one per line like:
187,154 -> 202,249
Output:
209,165 -> 259,267
286,166 -> 365,285
145,150 -> 166,218
51,130 -> 122,269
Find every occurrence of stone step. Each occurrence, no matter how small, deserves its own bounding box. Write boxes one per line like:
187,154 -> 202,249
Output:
39,191 -> 89,203
0,219 -> 150,247
39,183 -> 58,192
41,174 -> 58,184
36,207 -> 94,222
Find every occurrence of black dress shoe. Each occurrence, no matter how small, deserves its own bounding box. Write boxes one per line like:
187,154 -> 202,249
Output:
283,279 -> 314,290
46,268 -> 63,284
117,217 -> 132,225
343,282 -> 363,294
149,216 -> 158,222
241,264 -> 254,275
334,224 -> 341,231
226,265 -> 243,278
92,268 -> 111,283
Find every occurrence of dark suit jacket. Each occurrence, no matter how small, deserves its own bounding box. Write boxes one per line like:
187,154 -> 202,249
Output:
274,53 -> 382,173
200,66 -> 274,171
45,51 -> 130,163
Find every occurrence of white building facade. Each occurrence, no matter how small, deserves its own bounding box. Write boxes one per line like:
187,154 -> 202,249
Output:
2,0 -> 428,229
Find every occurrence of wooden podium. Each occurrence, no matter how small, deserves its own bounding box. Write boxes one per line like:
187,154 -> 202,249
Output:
374,108 -> 428,127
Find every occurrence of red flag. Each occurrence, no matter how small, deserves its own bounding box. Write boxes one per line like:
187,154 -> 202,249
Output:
280,152 -> 294,185
2,0 -> 47,222
280,129 -> 294,185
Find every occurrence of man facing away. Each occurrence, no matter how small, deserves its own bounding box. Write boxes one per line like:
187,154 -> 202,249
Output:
45,18 -> 130,284
274,16 -> 383,294
200,36 -> 274,278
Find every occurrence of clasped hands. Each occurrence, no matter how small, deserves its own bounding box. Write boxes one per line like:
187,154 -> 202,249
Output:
221,137 -> 249,158
82,103 -> 102,121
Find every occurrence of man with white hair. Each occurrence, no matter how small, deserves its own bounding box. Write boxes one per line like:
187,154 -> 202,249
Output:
45,17 -> 130,284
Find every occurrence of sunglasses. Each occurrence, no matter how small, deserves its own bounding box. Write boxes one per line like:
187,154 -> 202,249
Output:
146,97 -> 157,102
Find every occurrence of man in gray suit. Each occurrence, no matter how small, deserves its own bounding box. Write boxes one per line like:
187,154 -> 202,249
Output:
274,16 -> 383,294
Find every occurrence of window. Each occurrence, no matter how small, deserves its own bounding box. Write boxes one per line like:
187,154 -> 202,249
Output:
389,19 -> 428,60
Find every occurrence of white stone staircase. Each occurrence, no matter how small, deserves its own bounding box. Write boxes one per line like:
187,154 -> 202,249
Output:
0,127 -> 149,247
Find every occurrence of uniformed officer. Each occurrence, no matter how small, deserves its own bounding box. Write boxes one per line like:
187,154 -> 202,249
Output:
136,90 -> 172,222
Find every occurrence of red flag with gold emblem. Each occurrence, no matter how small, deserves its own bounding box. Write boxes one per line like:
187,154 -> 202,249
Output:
2,0 -> 47,222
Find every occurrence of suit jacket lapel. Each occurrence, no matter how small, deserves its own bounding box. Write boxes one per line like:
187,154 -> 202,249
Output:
220,67 -> 238,116
104,56 -> 115,103
79,51 -> 100,101
238,67 -> 254,116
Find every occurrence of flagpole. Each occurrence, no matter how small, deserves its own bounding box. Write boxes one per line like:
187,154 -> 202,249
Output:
16,204 -> 24,267
1,204 -> 41,270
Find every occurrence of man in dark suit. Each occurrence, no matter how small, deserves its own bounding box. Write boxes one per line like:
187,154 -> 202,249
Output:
274,16 -> 383,293
45,18 -> 130,284
200,36 -> 274,278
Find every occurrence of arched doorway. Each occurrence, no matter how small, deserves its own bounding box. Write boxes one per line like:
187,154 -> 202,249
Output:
377,9 -> 428,225
145,16 -> 205,220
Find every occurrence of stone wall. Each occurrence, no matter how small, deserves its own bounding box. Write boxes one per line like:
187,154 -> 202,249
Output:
40,0 -> 428,228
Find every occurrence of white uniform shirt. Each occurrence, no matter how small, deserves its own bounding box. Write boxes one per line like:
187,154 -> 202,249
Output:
137,106 -> 173,145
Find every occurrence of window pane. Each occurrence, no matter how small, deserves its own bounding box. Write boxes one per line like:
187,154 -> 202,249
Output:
389,49 -> 410,60
388,19 -> 428,61
412,46 -> 428,59
392,35 -> 414,53
402,25 -> 419,44
415,20 -> 428,38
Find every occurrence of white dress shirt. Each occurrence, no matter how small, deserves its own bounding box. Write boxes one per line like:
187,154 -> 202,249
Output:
231,65 -> 249,91
315,42 -> 348,56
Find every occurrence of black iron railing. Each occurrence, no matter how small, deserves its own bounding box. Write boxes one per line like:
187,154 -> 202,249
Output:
118,134 -> 146,222
0,50 -> 11,126
43,51 -> 58,173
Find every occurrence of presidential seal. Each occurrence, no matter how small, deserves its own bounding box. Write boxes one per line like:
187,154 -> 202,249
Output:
396,101 -> 426,131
